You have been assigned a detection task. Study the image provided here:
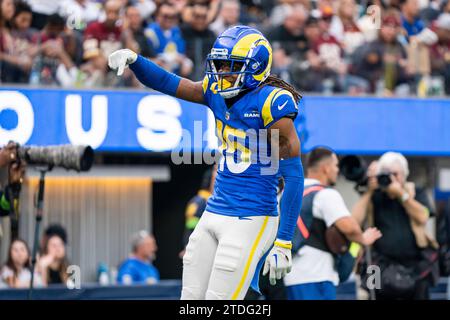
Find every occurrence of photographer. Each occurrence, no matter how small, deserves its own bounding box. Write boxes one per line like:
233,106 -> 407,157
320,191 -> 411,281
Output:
284,147 -> 382,300
0,142 -> 25,219
353,152 -> 438,300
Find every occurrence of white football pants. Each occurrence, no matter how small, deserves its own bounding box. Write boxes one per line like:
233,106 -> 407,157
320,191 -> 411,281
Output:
181,211 -> 278,300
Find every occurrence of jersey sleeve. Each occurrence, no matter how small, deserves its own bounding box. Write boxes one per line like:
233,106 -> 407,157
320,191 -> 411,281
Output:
261,88 -> 299,128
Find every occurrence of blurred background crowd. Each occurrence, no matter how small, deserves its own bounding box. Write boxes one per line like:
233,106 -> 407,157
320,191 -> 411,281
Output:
0,0 -> 449,96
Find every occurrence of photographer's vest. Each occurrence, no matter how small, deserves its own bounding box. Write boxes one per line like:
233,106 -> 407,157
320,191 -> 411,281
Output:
293,184 -> 331,253
293,184 -> 355,283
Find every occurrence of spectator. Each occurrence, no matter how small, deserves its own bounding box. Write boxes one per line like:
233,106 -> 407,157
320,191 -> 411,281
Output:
0,0 -> 19,83
271,45 -> 294,84
181,4 -> 216,80
266,4 -> 308,56
357,0 -> 386,43
0,0 -> 35,84
289,16 -> 326,92
238,0 -> 267,26
329,0 -> 365,56
117,230 -> 159,285
429,13 -> 450,94
269,1 -> 300,27
353,152 -> 438,300
145,2 -> 192,76
0,239 -> 43,288
58,0 -> 102,32
296,14 -> 346,93
180,0 -> 220,26
6,1 -> 39,84
30,14 -> 77,86
419,0 -> 442,25
210,0 -> 240,36
37,233 -> 70,286
117,0 -> 156,22
444,0 -> 450,14
41,224 -> 68,249
82,0 -> 125,87
316,10 -> 370,94
284,147 -> 381,300
351,13 -> 410,94
313,8 -> 346,76
400,0 -> 425,37
27,0 -> 61,30
120,4 -> 156,87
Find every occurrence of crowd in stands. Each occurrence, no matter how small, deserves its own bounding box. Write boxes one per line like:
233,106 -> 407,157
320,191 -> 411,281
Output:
0,224 -> 159,288
0,0 -> 449,95
0,224 -> 72,288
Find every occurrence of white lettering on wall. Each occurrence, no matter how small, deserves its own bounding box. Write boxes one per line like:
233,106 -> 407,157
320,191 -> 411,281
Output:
65,95 -> 108,148
0,91 -> 34,145
137,95 -> 182,151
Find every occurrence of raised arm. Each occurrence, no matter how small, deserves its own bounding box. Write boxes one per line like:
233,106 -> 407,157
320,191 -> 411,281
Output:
108,49 -> 205,104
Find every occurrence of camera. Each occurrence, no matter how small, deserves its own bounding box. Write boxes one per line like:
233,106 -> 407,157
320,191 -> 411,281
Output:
376,173 -> 392,189
340,155 -> 392,193
17,144 -> 94,172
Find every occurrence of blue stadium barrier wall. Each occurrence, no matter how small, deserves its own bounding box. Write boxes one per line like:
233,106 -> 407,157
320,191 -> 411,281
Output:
0,279 -> 448,300
0,87 -> 449,155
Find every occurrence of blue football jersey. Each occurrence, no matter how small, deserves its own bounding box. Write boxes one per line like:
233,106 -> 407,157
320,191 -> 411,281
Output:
202,75 -> 299,217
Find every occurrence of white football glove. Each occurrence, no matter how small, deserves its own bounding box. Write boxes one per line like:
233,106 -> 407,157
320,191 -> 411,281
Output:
108,49 -> 138,76
262,239 -> 292,285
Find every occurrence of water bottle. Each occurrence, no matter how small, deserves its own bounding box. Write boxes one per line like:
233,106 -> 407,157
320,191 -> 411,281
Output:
29,57 -> 41,86
323,78 -> 334,95
417,75 -> 430,98
97,263 -> 109,286
109,267 -> 118,285
430,76 -> 444,97
29,69 -> 40,86
375,79 -> 385,97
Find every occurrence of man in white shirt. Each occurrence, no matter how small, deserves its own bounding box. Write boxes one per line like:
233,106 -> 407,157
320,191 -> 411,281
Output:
284,147 -> 382,300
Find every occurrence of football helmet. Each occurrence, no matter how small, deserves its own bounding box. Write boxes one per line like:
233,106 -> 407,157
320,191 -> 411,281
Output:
205,25 -> 273,99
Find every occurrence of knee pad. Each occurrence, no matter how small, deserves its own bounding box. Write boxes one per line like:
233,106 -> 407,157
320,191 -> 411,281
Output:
214,241 -> 243,273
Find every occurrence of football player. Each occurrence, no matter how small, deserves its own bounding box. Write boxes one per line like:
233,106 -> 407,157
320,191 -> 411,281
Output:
109,26 -> 304,300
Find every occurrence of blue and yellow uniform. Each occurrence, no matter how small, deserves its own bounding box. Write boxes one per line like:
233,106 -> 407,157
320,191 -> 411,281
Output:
126,25 -> 304,300
203,78 -> 298,217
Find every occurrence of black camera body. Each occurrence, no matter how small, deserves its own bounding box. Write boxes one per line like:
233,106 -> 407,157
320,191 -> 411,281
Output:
377,173 -> 392,189
340,155 -> 392,193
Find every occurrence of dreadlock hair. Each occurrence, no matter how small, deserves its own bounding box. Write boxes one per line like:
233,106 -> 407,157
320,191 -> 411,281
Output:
259,75 -> 302,104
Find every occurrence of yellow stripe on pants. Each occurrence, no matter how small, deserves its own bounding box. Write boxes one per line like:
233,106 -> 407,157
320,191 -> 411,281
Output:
231,216 -> 269,300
